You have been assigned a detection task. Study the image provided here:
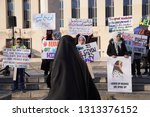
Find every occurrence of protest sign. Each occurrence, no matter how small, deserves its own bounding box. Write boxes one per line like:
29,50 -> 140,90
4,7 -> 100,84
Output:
122,33 -> 147,54
107,57 -> 132,93
108,16 -> 132,32
32,13 -> 56,30
41,40 -> 59,59
2,48 -> 30,68
68,18 -> 93,35
77,42 -> 100,62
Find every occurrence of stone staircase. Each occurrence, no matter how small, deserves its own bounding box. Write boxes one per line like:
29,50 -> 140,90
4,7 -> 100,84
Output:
0,71 -> 49,100
91,61 -> 150,100
1,60 -> 150,100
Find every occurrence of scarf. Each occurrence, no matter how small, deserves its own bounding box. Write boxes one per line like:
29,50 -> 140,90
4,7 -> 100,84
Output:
113,39 -> 122,55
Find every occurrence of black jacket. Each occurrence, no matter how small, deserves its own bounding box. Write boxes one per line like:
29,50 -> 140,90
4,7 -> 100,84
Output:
107,38 -> 128,56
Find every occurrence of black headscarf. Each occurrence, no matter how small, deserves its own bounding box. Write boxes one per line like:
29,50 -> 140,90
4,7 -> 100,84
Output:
46,35 -> 100,100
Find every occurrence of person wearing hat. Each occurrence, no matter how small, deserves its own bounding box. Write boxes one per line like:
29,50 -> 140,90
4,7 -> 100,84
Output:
107,32 -> 129,58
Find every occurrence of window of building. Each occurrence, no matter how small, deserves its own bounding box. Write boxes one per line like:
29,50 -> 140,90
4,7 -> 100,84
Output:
22,38 -> 31,49
72,0 -> 80,18
105,0 -> 114,26
60,0 -> 64,27
123,0 -> 132,16
88,0 -> 97,26
23,0 -> 31,28
142,0 -> 150,18
7,0 -> 14,28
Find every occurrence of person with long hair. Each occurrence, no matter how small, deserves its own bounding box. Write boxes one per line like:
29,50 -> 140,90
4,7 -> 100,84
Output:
41,30 -> 54,88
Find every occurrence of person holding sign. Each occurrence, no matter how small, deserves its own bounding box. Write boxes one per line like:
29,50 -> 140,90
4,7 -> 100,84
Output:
12,38 -> 27,93
76,35 -> 95,79
41,30 -> 55,88
46,35 -> 100,100
107,32 -> 129,58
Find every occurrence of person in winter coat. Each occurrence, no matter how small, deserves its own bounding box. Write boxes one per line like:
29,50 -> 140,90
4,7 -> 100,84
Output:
107,33 -> 129,58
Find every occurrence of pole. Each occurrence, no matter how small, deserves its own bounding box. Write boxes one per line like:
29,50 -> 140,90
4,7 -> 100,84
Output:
12,26 -> 15,46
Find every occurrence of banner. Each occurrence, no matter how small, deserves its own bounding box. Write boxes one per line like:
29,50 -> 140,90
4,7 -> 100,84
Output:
32,13 -> 56,30
107,57 -> 132,93
2,48 -> 30,68
68,18 -> 93,35
77,42 -> 100,62
41,40 -> 59,59
108,16 -> 132,32
122,33 -> 147,54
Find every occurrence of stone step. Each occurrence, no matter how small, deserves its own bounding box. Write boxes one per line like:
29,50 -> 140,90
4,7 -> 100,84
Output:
95,82 -> 150,91
12,90 -> 49,99
0,77 -> 46,83
99,90 -> 150,100
12,97 -> 46,100
91,61 -> 107,66
93,77 -> 150,83
0,83 -> 49,90
0,91 -> 12,100
26,77 -> 46,83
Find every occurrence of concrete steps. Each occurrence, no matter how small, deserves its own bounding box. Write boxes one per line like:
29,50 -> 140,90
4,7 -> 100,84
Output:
95,82 -> 150,91
11,90 -> 49,100
0,91 -> 12,100
99,90 -> 150,100
94,76 -> 150,100
0,74 -> 49,100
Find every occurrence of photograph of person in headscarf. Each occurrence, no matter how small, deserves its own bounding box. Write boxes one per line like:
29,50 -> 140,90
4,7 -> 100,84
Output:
76,35 -> 86,51
112,60 -> 124,79
46,35 -> 100,100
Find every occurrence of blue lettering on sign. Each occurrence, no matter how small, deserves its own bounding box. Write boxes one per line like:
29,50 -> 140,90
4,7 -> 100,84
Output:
47,53 -> 55,59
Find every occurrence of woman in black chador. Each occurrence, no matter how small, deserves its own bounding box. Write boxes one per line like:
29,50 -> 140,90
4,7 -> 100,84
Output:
46,35 -> 100,100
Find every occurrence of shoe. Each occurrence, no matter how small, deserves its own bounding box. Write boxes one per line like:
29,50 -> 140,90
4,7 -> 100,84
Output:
20,90 -> 26,93
12,88 -> 17,92
12,89 -> 17,93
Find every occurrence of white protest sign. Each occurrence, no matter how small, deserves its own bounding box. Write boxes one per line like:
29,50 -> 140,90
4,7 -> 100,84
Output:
32,13 -> 56,30
108,16 -> 133,32
41,40 -> 59,59
77,42 -> 100,62
2,48 -> 30,68
107,57 -> 132,93
68,18 -> 93,35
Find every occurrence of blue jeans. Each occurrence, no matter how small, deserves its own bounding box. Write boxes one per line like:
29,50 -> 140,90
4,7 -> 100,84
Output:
13,68 -> 25,90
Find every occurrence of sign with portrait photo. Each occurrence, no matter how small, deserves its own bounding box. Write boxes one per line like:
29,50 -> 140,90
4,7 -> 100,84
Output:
107,57 -> 132,92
